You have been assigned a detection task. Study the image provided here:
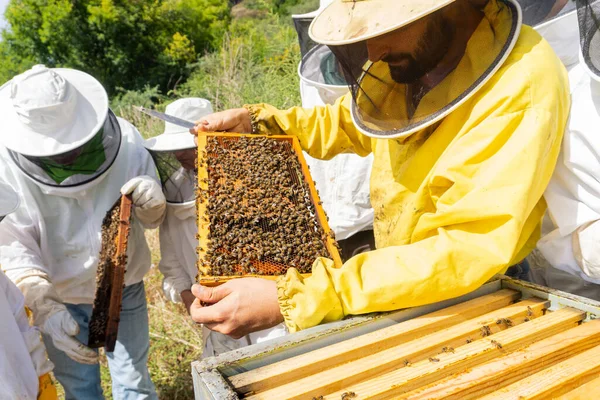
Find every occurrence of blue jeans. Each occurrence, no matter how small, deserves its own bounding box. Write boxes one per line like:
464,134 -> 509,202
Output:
43,282 -> 157,400
505,259 -> 531,281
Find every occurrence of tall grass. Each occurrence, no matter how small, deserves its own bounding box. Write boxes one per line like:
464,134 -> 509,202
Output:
182,11 -> 302,111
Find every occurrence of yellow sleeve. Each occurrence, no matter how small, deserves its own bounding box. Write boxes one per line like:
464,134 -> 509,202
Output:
245,93 -> 372,159
276,107 -> 564,332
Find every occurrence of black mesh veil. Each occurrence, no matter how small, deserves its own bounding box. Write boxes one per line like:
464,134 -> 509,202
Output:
325,0 -> 521,138
295,8 -> 350,101
577,0 -> 600,78
293,15 -> 319,58
149,148 -> 197,204
8,110 -> 121,188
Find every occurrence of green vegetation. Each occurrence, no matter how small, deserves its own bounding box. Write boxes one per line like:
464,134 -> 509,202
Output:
181,11 -> 301,111
0,0 -> 230,95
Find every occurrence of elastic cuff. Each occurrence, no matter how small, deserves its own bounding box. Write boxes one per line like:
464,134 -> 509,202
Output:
276,273 -> 299,333
243,104 -> 262,135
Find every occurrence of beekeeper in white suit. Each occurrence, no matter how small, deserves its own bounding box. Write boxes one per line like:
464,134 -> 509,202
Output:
0,65 -> 165,399
144,97 -> 287,357
0,181 -> 56,400
293,0 -> 375,260
522,0 -> 600,299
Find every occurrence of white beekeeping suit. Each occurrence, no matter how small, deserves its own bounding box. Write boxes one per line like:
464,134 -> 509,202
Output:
0,65 -> 164,398
293,0 -> 375,257
526,1 -> 600,298
0,182 -> 54,400
144,98 -> 287,357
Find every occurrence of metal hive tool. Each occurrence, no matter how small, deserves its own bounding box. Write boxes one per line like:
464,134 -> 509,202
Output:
196,133 -> 342,286
88,194 -> 133,352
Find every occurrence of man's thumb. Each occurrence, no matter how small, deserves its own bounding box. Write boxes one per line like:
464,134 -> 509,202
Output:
191,284 -> 229,304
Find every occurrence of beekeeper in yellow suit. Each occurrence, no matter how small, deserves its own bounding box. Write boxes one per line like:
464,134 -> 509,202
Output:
188,0 -> 570,336
0,181 -> 56,400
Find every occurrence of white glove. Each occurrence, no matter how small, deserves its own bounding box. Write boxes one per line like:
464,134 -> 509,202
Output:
162,276 -> 194,303
22,327 -> 54,376
162,278 -> 183,303
121,176 -> 167,228
43,309 -> 98,365
17,274 -> 98,365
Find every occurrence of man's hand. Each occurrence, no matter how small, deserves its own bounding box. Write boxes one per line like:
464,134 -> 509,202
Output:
189,278 -> 284,339
121,175 -> 166,227
180,289 -> 195,314
190,108 -> 252,135
43,309 -> 99,365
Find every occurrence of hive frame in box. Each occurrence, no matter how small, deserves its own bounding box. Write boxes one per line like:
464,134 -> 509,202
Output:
196,133 -> 343,287
191,275 -> 600,399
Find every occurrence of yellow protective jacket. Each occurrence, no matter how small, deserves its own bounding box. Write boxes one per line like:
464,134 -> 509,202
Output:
247,2 -> 570,333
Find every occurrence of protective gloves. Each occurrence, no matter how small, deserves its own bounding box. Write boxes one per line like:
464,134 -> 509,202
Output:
17,273 -> 99,365
43,309 -> 98,364
162,275 -> 194,303
121,175 -> 167,228
22,325 -> 54,376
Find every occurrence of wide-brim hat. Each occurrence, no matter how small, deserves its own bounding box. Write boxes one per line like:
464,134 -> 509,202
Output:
0,65 -> 108,157
306,0 -> 521,139
144,98 -> 213,152
309,0 -> 457,45
0,182 -> 19,218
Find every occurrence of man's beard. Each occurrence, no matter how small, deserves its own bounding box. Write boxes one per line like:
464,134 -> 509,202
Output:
385,15 -> 455,84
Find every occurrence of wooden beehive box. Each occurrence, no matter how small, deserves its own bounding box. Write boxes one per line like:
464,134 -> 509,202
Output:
196,133 -> 342,286
88,194 -> 133,352
192,276 -> 600,399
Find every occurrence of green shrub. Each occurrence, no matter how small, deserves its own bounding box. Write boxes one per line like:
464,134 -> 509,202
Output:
0,0 -> 230,94
182,11 -> 301,111
111,86 -> 167,139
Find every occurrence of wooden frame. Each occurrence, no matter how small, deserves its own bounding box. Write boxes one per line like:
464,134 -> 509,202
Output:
191,276 -> 600,399
104,194 -> 133,352
88,194 -> 133,352
196,133 -> 343,286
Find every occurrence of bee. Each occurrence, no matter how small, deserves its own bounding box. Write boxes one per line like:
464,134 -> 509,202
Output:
466,338 -> 474,344
491,340 -> 503,349
341,392 -> 357,400
480,325 -> 492,337
524,317 -> 530,322
527,306 -> 533,317
403,359 -> 411,367
429,357 -> 440,363
442,346 -> 454,353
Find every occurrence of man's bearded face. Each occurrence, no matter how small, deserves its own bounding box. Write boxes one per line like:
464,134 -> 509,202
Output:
367,13 -> 455,84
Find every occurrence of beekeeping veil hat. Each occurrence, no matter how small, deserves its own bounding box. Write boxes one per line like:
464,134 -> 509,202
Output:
0,182 -> 19,223
293,0 -> 336,57
143,98 -> 213,205
576,0 -> 600,81
0,65 -> 121,188
294,0 -> 350,105
308,0 -> 522,139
